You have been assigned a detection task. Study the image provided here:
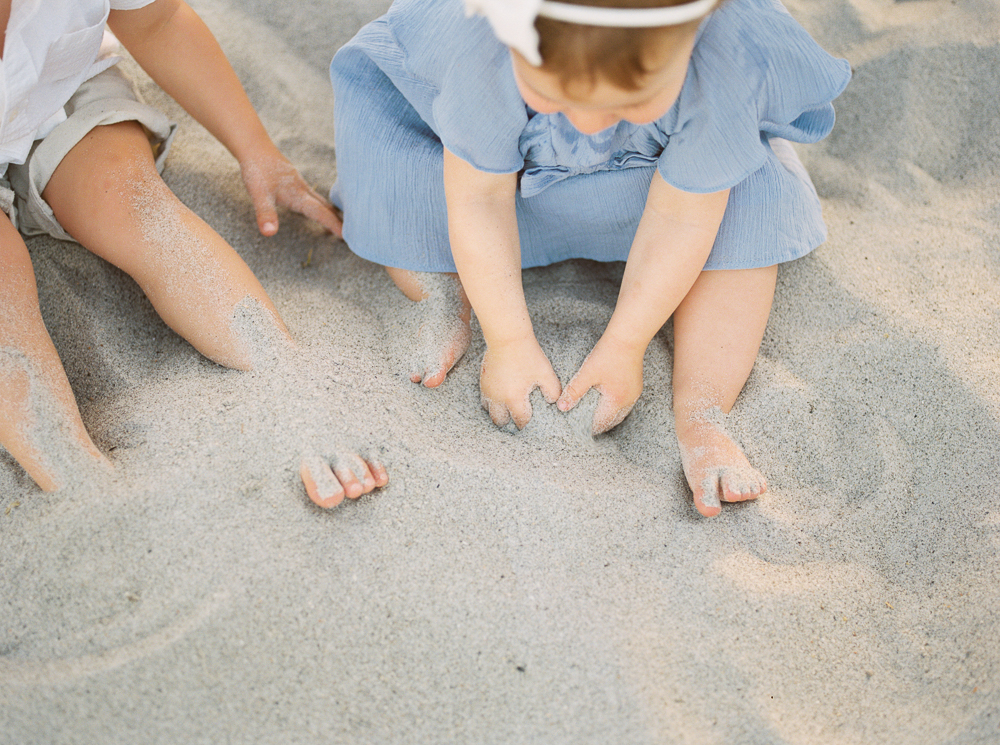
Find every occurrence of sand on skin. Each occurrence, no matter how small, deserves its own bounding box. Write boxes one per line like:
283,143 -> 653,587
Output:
0,0 -> 998,743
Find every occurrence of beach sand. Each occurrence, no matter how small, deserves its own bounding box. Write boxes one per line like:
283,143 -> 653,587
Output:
1,0 -> 998,742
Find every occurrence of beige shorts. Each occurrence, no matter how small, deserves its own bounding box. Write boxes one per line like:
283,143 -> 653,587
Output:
1,65 -> 177,242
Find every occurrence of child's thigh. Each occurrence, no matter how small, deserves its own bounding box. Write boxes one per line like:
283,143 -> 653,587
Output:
41,122 -> 265,310
40,121 -> 170,274
7,65 -> 175,247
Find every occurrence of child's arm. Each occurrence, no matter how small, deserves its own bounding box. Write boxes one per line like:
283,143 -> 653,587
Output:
107,0 -> 341,237
444,148 -> 562,428
556,173 -> 730,433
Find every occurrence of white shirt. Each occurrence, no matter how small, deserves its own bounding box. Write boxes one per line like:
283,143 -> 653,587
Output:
0,0 -> 156,173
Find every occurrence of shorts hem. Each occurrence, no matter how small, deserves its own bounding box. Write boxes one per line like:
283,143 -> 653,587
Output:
10,66 -> 177,242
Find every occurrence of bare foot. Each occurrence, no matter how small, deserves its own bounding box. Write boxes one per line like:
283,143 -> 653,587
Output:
300,450 -> 389,509
676,407 -> 767,518
412,290 -> 471,387
386,268 -> 472,388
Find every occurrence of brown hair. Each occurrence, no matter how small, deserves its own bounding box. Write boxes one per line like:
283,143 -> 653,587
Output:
535,0 -> 708,92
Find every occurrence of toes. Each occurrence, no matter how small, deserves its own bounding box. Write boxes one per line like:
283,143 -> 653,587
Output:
691,467 -> 767,516
411,357 -> 449,388
422,367 -> 448,388
420,337 -> 466,388
693,474 -> 723,518
679,417 -> 767,517
720,469 -> 768,503
332,456 -> 368,500
411,310 -> 470,389
722,487 -> 748,503
411,356 -> 443,387
300,456 -> 346,509
367,459 -> 390,488
301,453 -> 389,507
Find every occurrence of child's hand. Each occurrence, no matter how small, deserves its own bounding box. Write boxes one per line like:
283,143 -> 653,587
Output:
108,1 -> 343,239
240,148 -> 343,238
557,333 -> 645,435
480,336 -> 562,429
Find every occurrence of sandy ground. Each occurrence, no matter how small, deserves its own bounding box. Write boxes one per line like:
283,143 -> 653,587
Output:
2,0 -> 999,742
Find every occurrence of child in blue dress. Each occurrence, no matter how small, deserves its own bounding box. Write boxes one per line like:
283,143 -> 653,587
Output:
329,0 -> 850,516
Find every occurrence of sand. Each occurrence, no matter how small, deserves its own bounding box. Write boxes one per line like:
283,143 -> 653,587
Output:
1,0 -> 999,742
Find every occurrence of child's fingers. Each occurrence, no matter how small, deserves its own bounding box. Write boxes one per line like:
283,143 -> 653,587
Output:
239,164 -> 281,235
482,395 -> 511,428
257,211 -> 279,237
538,368 -> 562,404
242,158 -> 341,237
284,189 -> 344,237
557,369 -> 593,412
509,393 -> 533,430
247,184 -> 280,236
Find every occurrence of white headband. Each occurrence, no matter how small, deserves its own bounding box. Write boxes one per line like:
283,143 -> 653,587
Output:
464,0 -> 719,66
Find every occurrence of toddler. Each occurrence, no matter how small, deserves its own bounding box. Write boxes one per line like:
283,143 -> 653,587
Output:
329,0 -> 850,516
0,0 -> 387,505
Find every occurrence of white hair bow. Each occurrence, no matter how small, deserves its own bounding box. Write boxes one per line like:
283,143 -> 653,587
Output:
464,0 -> 719,66
465,0 -> 546,65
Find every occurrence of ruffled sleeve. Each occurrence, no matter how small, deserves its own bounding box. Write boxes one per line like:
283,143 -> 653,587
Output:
656,0 -> 851,193
382,0 -> 527,174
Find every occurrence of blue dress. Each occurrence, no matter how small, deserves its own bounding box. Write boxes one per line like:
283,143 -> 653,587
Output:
329,0 -> 851,272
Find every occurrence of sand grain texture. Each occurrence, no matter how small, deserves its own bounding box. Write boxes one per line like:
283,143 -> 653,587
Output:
1,0 -> 998,742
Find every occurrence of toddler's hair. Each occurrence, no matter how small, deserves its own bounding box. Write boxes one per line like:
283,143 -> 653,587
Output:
535,0 -> 707,92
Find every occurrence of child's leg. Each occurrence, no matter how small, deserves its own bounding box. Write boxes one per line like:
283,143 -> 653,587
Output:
385,266 -> 472,388
0,215 -> 109,491
39,121 -> 385,501
671,265 -> 777,517
41,121 -> 289,371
